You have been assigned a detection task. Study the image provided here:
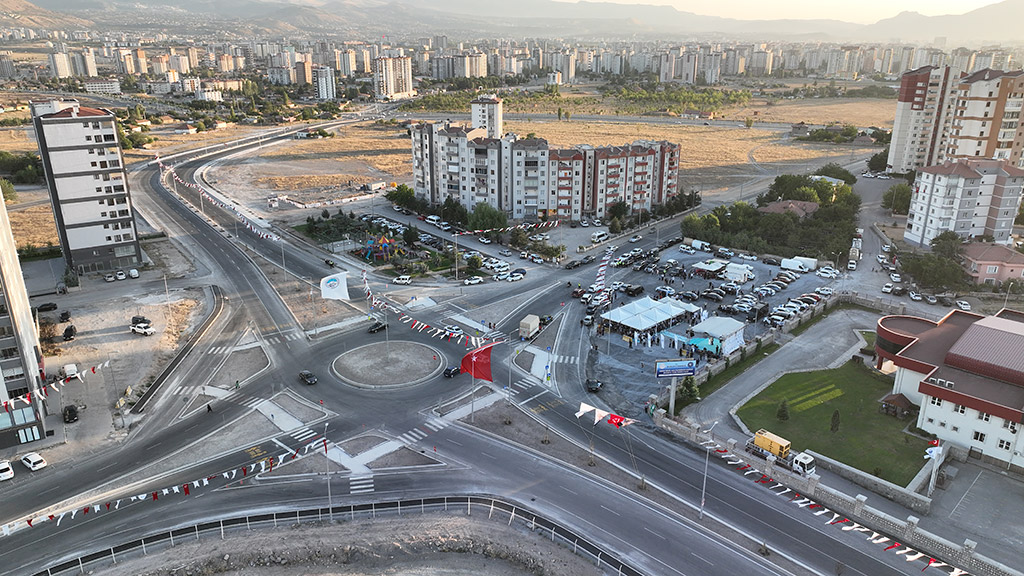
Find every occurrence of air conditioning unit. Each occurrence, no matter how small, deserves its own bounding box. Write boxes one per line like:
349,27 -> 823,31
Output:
946,380 -> 955,389
927,377 -> 938,384
935,378 -> 946,387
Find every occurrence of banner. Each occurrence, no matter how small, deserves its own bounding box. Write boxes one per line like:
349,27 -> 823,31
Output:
319,272 -> 350,300
461,342 -> 498,382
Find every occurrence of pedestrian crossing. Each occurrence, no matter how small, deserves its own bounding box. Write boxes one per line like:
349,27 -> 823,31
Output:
290,427 -> 318,443
503,378 -> 537,397
397,417 -> 451,445
203,331 -> 301,355
263,331 -> 303,346
551,354 -> 578,364
349,475 -> 374,494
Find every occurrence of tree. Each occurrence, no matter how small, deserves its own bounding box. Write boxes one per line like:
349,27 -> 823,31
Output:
681,376 -> 699,401
607,201 -> 629,222
881,183 -> 912,214
321,209 -> 330,219
867,148 -> 889,173
0,178 -> 16,202
830,409 -> 841,433
608,217 -> 622,234
386,184 -> 416,209
466,254 -> 483,271
402,225 -> 418,246
931,230 -> 965,261
509,228 -> 529,248
467,202 -> 507,232
814,162 -> 857,185
777,400 -> 790,422
744,116 -> 754,129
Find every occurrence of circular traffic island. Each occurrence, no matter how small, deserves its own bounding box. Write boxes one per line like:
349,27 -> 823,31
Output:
332,341 -> 444,389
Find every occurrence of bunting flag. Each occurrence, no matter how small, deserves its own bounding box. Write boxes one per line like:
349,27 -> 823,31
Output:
593,409 -> 609,425
575,403 -> 595,419
453,220 -> 559,237
607,414 -> 636,428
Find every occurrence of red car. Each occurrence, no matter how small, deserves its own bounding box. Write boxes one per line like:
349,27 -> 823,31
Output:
571,288 -> 585,298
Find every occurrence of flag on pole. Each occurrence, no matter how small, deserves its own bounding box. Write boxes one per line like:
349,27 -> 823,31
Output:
319,271 -> 350,300
929,438 -> 940,446
461,342 -> 498,382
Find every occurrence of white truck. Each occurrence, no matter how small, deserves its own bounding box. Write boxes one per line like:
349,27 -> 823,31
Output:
848,247 -> 860,270
745,429 -> 816,476
725,262 -> 755,283
691,239 -> 712,252
792,256 -> 818,271
780,258 -> 808,273
520,314 -> 541,339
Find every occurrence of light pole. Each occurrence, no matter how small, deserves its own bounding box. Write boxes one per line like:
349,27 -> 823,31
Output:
324,422 -> 332,521
1005,280 -> 1016,309
699,420 -> 717,520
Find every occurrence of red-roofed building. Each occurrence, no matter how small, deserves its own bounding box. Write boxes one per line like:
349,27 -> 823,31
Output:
30,99 -> 142,273
962,242 -> 1024,286
876,309 -> 1024,472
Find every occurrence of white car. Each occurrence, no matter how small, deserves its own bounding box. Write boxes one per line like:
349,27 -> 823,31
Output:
478,236 -> 492,244
629,234 -> 643,243
737,253 -> 757,261
130,323 -> 156,336
507,273 -> 524,282
890,273 -> 902,283
530,256 -> 544,264
128,268 -> 140,279
909,291 -> 923,301
0,459 -> 13,481
21,452 -> 47,471
816,269 -> 838,279
819,266 -> 839,275
593,219 -> 603,226
443,324 -> 464,336
463,276 -> 483,285
881,244 -> 891,252
956,300 -> 972,311
499,249 -> 513,257
679,246 -> 696,255
876,254 -> 886,264
493,272 -> 510,281
815,287 -> 834,296
580,219 -> 590,227
104,273 -> 116,282
882,283 -> 894,294
393,275 -> 412,285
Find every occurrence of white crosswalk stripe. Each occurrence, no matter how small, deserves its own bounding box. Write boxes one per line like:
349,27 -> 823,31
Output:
399,433 -> 418,444
407,428 -> 427,439
292,429 -> 316,442
423,420 -> 444,431
349,476 -> 374,494
552,355 -> 578,364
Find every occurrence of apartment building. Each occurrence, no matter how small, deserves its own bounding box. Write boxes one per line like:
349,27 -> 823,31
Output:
48,52 -> 71,78
311,66 -> 335,100
905,159 -> 1024,247
31,100 -> 143,273
887,65 -> 958,174
946,69 -> 1024,167
373,56 -> 414,100
875,308 -> 1024,474
0,201 -> 48,449
470,94 -> 503,139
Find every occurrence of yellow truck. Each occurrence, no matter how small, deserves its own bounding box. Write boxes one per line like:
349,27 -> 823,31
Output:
745,429 -> 816,475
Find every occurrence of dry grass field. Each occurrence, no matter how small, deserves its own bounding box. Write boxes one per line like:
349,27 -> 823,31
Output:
0,126 -> 38,154
8,202 -> 59,248
722,98 -> 895,128
256,122 -> 411,177
121,123 -> 271,164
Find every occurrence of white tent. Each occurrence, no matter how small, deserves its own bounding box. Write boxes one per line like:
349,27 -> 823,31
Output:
600,296 -> 696,333
691,316 -> 746,356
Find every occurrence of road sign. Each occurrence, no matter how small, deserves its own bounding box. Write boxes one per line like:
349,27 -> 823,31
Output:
655,358 -> 696,378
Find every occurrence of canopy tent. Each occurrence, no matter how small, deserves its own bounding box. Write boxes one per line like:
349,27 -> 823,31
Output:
600,296 -> 698,334
691,316 -> 746,356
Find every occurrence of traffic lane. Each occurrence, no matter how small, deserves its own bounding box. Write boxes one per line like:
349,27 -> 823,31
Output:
515,392 -> 917,576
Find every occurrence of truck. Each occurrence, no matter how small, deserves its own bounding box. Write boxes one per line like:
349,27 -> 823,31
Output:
745,429 -> 816,476
848,247 -> 860,270
520,314 -> 541,339
792,256 -> 818,271
725,262 -> 755,283
363,181 -> 388,192
780,258 -> 808,273
691,239 -> 712,252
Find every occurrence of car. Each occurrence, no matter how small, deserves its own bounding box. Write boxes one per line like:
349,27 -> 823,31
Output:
441,366 -> 462,378
499,249 -> 513,257
0,459 -> 13,481
764,315 -> 786,328
128,268 -> 140,278
956,300 -> 972,311
892,286 -> 907,296
629,234 -> 643,243
494,272 -> 510,281
655,286 -> 676,297
593,219 -> 603,226
585,379 -> 603,392
890,273 -> 902,283
62,325 -> 77,341
881,244 -> 891,252
21,452 -> 46,471
36,302 -> 58,313
815,287 -> 835,297
538,315 -> 554,326
512,268 -> 527,276
63,405 -> 79,423
625,284 -> 645,296
131,315 -> 151,326
564,260 -> 581,269
938,296 -> 954,307
298,370 -> 318,385
530,256 -> 545,264
113,269 -> 127,281
580,255 -> 596,265
680,291 -> 699,301
582,315 -> 594,326
130,323 -> 156,336
368,321 -> 388,333
478,236 -> 492,244
508,273 -> 524,282
909,291 -> 923,302
737,253 -> 757,261
762,257 -> 781,266
393,275 -> 412,285
679,245 -> 696,255
58,310 -> 71,323
702,291 -> 724,302
876,254 -> 887,264
819,266 -> 839,275
611,281 -> 626,292
571,287 -> 585,298
104,273 -> 116,282
924,294 -> 938,305
817,270 -> 839,279
444,325 -> 464,336
464,276 -> 483,285
882,283 -> 894,294
519,251 -> 529,259
717,248 -> 735,258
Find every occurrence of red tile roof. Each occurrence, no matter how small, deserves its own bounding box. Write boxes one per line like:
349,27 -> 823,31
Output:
44,106 -> 110,118
962,243 -> 1024,266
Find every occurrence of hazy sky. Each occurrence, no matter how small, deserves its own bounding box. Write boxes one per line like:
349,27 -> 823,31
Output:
556,0 -> 1006,23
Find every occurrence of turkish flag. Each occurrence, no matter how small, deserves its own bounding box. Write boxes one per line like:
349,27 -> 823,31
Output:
461,342 -> 498,382
929,439 -> 940,446
607,414 -> 625,428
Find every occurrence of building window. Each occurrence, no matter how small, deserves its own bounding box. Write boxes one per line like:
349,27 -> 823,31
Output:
930,397 -> 943,407
927,417 -> 934,424
973,431 -> 986,443
979,412 -> 991,422
987,265 -> 999,274
998,439 -> 1011,450
1004,419 -> 1018,434
955,404 -> 966,414
951,426 -> 959,432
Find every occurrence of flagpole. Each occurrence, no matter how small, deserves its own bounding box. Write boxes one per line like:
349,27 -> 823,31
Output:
325,422 -> 332,521
471,352 -> 475,423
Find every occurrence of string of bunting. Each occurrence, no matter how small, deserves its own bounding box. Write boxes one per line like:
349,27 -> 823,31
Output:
453,219 -> 559,237
360,270 -> 505,348
575,402 -> 636,428
0,360 -> 110,414
156,160 -> 281,242
2,432 -> 331,536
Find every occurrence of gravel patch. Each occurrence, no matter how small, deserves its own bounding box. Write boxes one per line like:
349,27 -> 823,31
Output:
333,341 -> 440,388
339,434 -> 388,455
366,446 -> 440,469
210,346 -> 270,390
275,391 -> 327,423
438,386 -> 493,417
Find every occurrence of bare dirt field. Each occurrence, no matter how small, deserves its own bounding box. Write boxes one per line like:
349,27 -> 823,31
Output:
0,125 -> 37,153
721,98 -> 895,128
6,189 -> 59,248
121,123 -> 272,165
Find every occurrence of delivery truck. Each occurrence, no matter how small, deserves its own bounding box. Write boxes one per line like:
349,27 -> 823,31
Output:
780,258 -> 808,273
745,429 -> 816,476
520,314 -> 541,339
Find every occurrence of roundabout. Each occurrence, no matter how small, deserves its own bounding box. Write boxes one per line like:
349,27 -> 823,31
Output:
331,341 -> 445,389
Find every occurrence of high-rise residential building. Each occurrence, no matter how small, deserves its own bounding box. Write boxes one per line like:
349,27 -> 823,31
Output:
887,65 -> 958,174
0,201 -> 48,449
267,66 -> 294,85
170,54 -> 190,74
372,56 -> 414,100
31,100 -> 143,273
905,159 -> 1024,247
337,49 -> 357,77
69,49 -> 97,77
295,58 -> 313,85
311,66 -> 335,100
186,47 -> 200,68
150,54 -> 169,75
471,94 -> 503,139
48,52 -> 72,78
133,48 -> 148,75
217,53 -> 234,73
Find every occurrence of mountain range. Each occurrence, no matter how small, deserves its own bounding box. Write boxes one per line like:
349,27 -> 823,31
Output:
17,0 -> 1024,45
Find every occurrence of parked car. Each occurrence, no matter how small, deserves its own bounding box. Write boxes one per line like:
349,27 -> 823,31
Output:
716,248 -> 734,258
508,273 -> 525,282
737,253 -> 757,261
680,291 -> 699,301
924,294 -> 938,305
571,287 -> 585,298
0,459 -> 13,481
494,272 -> 510,281
38,302 -> 58,312
478,236 -> 492,244
104,273 -> 116,282
582,315 -> 594,326
131,315 -> 151,326
368,321 -> 388,333
890,273 -> 902,283
464,276 -> 483,285
130,323 -> 156,336
393,275 -> 412,285
128,268 -> 140,278
815,286 -> 833,296
762,257 -> 781,266
882,283 -> 894,294
938,296 -> 954,307
679,245 -> 696,255
499,249 -> 513,257
443,325 -> 464,336
956,300 -> 972,311
21,452 -> 47,471
909,291 -> 923,302
585,379 -> 603,392
625,284 -> 645,296
443,366 -> 461,378
58,311 -> 71,323
298,370 -> 318,385
62,405 -> 79,423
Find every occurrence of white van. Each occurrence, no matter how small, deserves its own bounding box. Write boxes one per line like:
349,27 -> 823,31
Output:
425,215 -> 441,226
591,231 -> 609,244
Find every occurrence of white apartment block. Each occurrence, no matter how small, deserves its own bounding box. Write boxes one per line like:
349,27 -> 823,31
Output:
311,66 -> 335,100
888,65 -> 958,174
267,66 -> 294,85
48,52 -> 72,78
31,100 -> 143,273
0,201 -> 48,449
905,159 -> 1024,247
83,79 -> 122,94
470,94 -> 503,139
337,49 -> 357,77
373,56 -> 414,100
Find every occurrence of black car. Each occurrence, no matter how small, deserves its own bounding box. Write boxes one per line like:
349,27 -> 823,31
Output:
368,321 -> 388,333
580,255 -> 596,265
38,302 -> 58,312
131,315 -> 151,326
564,260 -> 581,269
512,268 -> 527,276
443,366 -> 461,378
539,315 -> 554,326
325,259 -> 336,268
62,325 -> 77,341
625,284 -> 645,296
62,405 -> 78,423
938,296 -> 954,307
58,311 -> 71,323
298,370 -> 318,385
762,257 -> 781,266
680,291 -> 700,301
718,304 -> 737,315
585,379 -> 603,392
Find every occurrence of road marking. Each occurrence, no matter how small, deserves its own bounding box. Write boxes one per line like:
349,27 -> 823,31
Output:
399,433 -> 417,444
599,505 -> 620,516
949,470 -> 983,519
480,451 -> 496,459
559,485 -> 578,495
521,390 -> 548,405
97,461 -> 119,472
271,438 -> 291,451
446,438 -> 463,446
690,552 -> 713,566
643,526 -> 667,540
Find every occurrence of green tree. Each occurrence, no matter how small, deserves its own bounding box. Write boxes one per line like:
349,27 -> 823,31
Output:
931,230 -> 965,261
881,183 -> 912,214
744,116 -> 754,129
814,162 -> 857,185
0,178 -> 15,202
830,409 -> 841,433
466,254 -> 483,271
682,376 -> 699,401
867,148 -> 889,172
608,217 -> 622,234
386,184 -> 416,209
607,201 -> 629,222
509,228 -> 529,248
467,202 -> 507,232
403,225 -> 418,246
777,399 -> 790,422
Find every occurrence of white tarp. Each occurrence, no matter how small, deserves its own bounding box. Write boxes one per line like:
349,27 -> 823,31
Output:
691,316 -> 746,356
320,271 -> 350,300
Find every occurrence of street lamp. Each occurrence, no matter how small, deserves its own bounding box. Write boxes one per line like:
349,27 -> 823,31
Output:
699,421 -> 717,521
324,422 -> 332,521
1005,280 -> 1016,309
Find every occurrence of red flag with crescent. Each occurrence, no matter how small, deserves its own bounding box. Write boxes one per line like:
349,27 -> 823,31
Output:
461,342 -> 498,382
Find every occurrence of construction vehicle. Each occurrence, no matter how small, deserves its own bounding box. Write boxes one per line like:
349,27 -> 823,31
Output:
745,429 -> 816,475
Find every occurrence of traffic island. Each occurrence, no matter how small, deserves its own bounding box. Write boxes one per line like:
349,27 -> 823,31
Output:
332,341 -> 444,389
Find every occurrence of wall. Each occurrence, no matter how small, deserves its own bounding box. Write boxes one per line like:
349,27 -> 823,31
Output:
807,450 -> 932,513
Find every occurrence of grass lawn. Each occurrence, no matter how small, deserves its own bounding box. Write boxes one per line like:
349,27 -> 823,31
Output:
859,330 -> 876,348
675,342 -> 780,415
736,361 -> 927,486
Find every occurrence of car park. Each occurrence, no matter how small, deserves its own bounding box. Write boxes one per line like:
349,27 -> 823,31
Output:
393,275 -> 412,285
464,276 -> 483,285
0,459 -> 13,481
882,283 -> 893,294
443,366 -> 461,378
368,321 -> 388,333
956,300 -> 972,311
21,452 -> 47,471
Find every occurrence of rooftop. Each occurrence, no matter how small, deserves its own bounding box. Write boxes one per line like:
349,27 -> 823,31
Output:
962,243 -> 1024,266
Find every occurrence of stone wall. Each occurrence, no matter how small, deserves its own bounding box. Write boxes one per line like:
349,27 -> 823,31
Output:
807,450 -> 931,514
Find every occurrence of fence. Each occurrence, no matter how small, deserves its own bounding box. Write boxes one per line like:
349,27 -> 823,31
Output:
34,496 -> 643,576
